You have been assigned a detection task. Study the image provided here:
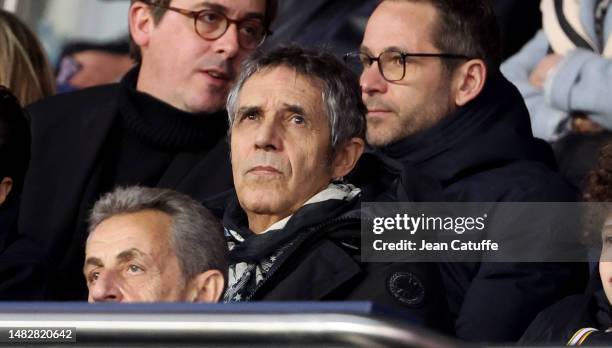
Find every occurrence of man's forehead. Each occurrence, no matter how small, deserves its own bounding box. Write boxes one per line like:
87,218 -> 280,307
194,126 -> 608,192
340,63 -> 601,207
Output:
180,0 -> 266,16
88,211 -> 172,250
239,68 -> 324,108
604,216 -> 612,229
85,248 -> 148,266
362,1 -> 437,53
86,227 -> 157,256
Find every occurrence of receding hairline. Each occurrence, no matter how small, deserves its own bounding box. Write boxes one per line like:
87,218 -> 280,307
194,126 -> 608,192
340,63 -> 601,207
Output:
365,0 -> 441,50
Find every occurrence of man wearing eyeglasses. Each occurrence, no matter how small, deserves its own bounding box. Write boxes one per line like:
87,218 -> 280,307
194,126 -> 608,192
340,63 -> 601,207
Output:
346,0 -> 587,342
5,0 -> 277,301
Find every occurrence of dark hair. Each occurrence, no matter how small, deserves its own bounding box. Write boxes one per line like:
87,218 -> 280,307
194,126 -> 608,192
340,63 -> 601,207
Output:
384,0 -> 501,71
89,186 -> 229,282
129,0 -> 279,62
583,143 -> 612,246
227,45 -> 367,154
0,85 -> 31,197
586,143 -> 612,202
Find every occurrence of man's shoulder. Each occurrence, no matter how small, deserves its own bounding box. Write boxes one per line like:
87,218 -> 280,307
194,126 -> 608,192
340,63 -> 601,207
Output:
498,159 -> 577,201
27,84 -> 120,124
451,159 -> 577,201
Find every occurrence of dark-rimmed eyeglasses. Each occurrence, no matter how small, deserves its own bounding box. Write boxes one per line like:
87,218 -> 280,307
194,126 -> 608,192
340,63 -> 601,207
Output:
344,50 -> 472,82
144,1 -> 271,50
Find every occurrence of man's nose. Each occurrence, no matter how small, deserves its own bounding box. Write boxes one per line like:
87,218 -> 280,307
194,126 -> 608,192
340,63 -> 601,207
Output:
254,119 -> 282,151
360,62 -> 388,96
212,22 -> 241,59
89,271 -> 123,303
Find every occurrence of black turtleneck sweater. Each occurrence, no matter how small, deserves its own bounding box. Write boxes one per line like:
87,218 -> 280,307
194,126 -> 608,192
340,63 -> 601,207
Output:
61,67 -> 233,300
97,67 -> 228,191
16,64 -> 235,302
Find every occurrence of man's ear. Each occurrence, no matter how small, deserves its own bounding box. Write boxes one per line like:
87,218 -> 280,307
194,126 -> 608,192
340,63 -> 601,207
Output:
332,137 -> 365,179
0,177 -> 13,206
129,1 -> 154,51
452,59 -> 487,107
189,269 -> 225,303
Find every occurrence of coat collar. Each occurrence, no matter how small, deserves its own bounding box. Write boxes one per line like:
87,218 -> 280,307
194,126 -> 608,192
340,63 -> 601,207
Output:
380,72 -> 556,184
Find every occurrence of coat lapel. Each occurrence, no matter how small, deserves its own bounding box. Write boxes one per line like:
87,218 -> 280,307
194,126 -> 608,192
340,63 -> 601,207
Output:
59,92 -> 117,211
20,86 -> 118,253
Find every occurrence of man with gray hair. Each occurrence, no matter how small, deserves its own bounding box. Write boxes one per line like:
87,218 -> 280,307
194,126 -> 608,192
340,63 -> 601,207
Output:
84,186 -> 227,303
222,45 -> 451,331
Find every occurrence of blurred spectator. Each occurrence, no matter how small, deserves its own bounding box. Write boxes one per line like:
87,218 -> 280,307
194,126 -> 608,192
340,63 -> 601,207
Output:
84,186 -> 226,303
350,0 -> 585,341
263,0 -> 378,57
0,86 -> 30,251
521,143 -> 612,345
0,9 -> 55,105
12,0 -> 277,301
255,0 -> 542,60
55,38 -> 135,93
502,0 -> 611,190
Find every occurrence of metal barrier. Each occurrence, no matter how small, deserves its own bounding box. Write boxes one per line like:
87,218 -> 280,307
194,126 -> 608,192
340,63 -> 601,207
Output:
0,302 -> 463,347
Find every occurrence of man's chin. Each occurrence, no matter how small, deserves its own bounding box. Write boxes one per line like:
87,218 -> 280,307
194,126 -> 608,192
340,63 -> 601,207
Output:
184,91 -> 227,114
366,127 -> 402,148
243,203 -> 282,218
185,103 -> 225,114
239,193 -> 279,214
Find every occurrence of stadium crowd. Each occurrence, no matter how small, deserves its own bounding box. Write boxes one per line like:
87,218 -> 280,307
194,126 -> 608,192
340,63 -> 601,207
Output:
0,0 -> 611,345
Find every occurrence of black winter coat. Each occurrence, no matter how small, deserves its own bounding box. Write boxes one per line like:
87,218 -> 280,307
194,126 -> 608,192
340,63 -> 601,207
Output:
520,289 -> 612,345
222,192 -> 453,333
353,71 -> 588,342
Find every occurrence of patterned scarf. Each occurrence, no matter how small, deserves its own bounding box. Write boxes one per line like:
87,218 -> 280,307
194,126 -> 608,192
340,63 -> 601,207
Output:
223,183 -> 361,302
